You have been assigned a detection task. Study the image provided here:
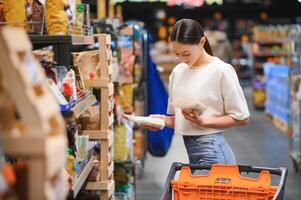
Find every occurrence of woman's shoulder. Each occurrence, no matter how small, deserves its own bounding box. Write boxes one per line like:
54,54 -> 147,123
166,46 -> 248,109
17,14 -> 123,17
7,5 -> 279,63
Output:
170,62 -> 187,75
214,57 -> 236,74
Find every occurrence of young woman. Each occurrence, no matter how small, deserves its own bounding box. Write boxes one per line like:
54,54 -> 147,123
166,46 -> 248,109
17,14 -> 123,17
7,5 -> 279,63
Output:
147,19 -> 250,170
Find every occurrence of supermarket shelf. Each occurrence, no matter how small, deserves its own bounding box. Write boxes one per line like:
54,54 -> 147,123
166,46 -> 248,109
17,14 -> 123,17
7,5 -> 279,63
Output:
71,35 -> 95,45
114,160 -> 135,166
85,179 -> 115,191
72,157 -> 94,198
82,130 -> 114,147
71,94 -> 96,118
253,52 -> 288,57
29,35 -> 96,66
92,80 -> 114,93
30,35 -> 95,47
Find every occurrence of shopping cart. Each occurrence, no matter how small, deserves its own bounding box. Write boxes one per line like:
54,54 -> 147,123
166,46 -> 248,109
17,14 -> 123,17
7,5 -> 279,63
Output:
160,162 -> 287,200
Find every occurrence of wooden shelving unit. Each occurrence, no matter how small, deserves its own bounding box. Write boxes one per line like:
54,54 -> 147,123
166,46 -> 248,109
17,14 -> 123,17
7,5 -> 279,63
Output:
82,34 -> 115,200
72,157 -> 94,197
0,29 -> 117,199
0,27 -> 67,200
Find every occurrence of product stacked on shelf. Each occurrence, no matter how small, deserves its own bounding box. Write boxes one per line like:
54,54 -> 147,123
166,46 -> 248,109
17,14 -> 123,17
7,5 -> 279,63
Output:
264,63 -> 290,133
0,27 -> 68,200
251,25 -> 290,109
0,0 -> 93,36
288,25 -> 301,172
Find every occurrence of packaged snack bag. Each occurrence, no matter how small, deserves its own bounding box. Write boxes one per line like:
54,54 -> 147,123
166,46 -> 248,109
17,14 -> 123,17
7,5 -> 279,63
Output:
3,0 -> 27,28
45,0 -> 68,35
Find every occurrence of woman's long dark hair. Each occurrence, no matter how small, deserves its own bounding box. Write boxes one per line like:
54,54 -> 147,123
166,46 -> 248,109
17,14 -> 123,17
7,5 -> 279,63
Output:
170,19 -> 213,56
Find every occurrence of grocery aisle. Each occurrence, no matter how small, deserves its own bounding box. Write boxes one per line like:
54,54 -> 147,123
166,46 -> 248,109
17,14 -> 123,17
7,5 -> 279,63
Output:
136,87 -> 301,200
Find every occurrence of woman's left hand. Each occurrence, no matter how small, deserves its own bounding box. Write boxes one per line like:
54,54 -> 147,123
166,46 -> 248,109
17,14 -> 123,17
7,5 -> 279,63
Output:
182,110 -> 209,127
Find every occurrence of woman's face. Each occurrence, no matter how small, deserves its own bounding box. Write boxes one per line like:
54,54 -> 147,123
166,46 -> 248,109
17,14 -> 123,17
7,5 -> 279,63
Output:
170,39 -> 204,67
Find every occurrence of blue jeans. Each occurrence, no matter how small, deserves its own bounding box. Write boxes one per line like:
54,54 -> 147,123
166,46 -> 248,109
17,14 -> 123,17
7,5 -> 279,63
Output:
183,133 -> 236,174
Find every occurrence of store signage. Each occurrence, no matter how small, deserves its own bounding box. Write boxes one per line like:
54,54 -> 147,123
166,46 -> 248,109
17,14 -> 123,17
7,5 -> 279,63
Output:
113,0 -> 223,6
113,0 -> 168,3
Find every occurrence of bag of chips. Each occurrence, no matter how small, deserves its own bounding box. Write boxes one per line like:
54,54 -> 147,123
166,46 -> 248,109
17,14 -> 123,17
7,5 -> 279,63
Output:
45,0 -> 68,35
3,0 -> 27,28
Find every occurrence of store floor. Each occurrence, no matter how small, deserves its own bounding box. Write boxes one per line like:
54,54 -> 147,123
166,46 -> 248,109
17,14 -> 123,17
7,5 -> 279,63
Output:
136,87 -> 301,200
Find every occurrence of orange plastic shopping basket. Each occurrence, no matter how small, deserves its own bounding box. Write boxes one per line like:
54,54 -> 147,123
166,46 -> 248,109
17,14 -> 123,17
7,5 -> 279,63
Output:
160,163 -> 287,200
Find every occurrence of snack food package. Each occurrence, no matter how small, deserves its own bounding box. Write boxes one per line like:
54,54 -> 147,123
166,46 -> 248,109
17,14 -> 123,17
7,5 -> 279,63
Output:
3,0 -> 27,28
32,0 -> 44,34
80,105 -> 100,130
73,50 -> 100,87
171,96 -> 206,115
119,84 -> 134,113
45,0 -> 68,35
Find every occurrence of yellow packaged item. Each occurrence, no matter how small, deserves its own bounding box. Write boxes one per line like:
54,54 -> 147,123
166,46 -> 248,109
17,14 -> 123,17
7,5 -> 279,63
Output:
45,0 -> 68,35
119,84 -> 134,113
114,124 -> 128,161
3,0 -> 27,28
66,148 -> 75,176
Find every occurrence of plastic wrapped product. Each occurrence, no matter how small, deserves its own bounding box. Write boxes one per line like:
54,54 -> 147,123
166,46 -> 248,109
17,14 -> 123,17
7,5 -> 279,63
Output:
45,0 -> 68,35
124,114 -> 165,130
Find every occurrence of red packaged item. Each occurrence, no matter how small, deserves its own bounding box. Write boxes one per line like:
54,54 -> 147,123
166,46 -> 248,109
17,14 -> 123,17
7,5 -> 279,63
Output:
62,81 -> 73,97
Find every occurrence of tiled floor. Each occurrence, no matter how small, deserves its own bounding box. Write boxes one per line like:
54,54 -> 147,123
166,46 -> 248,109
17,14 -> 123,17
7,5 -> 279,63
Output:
136,88 -> 301,200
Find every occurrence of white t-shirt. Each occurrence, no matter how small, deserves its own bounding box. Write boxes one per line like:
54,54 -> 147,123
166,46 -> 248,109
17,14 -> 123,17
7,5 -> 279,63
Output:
167,57 -> 250,136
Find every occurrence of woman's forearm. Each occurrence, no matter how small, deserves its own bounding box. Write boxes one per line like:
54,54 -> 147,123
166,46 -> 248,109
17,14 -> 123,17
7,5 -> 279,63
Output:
164,115 -> 175,128
182,110 -> 249,129
202,115 -> 249,129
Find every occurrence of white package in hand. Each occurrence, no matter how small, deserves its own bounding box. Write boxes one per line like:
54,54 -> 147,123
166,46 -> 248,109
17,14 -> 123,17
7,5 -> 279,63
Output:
124,115 -> 165,130
172,96 -> 205,114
